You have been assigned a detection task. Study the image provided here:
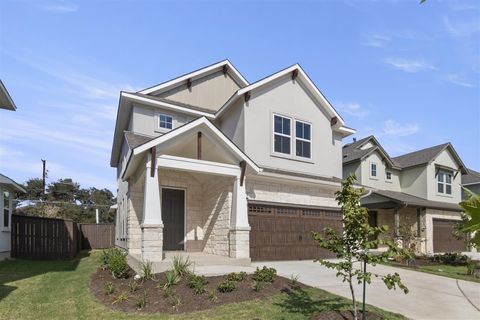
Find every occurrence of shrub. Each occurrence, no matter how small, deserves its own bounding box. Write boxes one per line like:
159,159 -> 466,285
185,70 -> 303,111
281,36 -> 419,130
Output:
226,271 -> 247,282
101,248 -> 129,279
172,256 -> 192,278
208,289 -> 218,302
128,280 -> 140,293
163,286 -> 173,298
112,292 -> 128,305
217,280 -> 236,293
104,281 -> 115,295
430,253 -> 469,266
252,279 -> 264,292
136,290 -> 148,309
290,274 -> 301,290
164,270 -> 180,288
141,260 -> 155,280
170,295 -> 182,310
253,266 -> 277,283
188,274 -> 207,294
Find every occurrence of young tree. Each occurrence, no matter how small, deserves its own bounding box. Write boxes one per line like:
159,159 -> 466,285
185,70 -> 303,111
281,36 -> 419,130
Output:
312,175 -> 410,320
459,190 -> 480,248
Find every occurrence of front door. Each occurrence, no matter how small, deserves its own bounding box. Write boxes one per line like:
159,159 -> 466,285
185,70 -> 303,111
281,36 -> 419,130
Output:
162,188 -> 185,251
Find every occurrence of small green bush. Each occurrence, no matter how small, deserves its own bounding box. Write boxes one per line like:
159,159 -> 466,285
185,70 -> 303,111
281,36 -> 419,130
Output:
172,256 -> 192,278
170,295 -> 182,310
208,289 -> 218,302
164,270 -> 180,288
136,290 -> 148,309
188,274 -> 207,294
128,280 -> 140,293
252,279 -> 264,292
253,266 -> 277,283
163,286 -> 173,298
141,260 -> 155,280
112,292 -> 128,305
101,248 -> 129,279
290,274 -> 301,290
226,271 -> 247,282
104,281 -> 115,295
430,253 -> 469,266
217,280 -> 236,293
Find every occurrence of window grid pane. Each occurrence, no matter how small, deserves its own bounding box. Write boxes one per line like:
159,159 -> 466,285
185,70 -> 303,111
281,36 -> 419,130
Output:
159,115 -> 173,129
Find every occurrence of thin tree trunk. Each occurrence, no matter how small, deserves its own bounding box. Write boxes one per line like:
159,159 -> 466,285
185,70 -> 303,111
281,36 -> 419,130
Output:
348,270 -> 358,320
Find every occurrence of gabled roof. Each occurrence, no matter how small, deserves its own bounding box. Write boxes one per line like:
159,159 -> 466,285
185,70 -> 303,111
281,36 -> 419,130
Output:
122,117 -> 260,180
342,135 -> 399,169
462,168 -> 480,186
0,80 -> 16,111
215,64 -> 353,137
391,143 -> 466,173
124,131 -> 154,149
0,173 -> 26,193
139,60 -> 249,95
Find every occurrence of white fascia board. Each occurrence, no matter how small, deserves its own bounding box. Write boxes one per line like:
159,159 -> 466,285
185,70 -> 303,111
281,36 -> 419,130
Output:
133,117 -> 260,173
0,80 -> 16,111
139,60 -> 248,95
122,92 -> 215,119
336,126 -> 356,137
158,155 -> 240,177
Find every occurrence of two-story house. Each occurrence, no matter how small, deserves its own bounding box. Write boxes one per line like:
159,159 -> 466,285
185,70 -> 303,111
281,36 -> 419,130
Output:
110,60 -> 355,268
343,136 -> 469,255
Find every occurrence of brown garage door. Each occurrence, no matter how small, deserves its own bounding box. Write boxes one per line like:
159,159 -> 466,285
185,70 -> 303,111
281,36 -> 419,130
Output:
248,204 -> 343,261
432,219 -> 466,253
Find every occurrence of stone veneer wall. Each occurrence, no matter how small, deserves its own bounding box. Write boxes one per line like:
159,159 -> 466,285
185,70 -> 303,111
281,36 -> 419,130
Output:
245,177 -> 339,208
201,177 -> 233,256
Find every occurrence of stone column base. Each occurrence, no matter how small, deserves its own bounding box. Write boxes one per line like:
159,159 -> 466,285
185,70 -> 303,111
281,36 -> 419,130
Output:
229,228 -> 250,259
141,224 -> 164,263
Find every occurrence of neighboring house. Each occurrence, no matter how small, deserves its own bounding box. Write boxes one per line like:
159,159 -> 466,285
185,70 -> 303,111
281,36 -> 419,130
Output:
343,136 -> 468,255
0,80 -> 25,259
110,60 -> 355,267
462,168 -> 480,198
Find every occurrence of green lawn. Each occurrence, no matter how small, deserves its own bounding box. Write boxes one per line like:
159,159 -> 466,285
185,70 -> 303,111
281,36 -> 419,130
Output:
0,251 -> 405,320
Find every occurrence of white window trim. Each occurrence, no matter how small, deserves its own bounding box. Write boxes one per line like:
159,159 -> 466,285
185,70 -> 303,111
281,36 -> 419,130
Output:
156,112 -> 174,133
369,162 -> 378,180
271,112 -> 313,162
436,170 -> 453,196
272,113 -> 293,156
1,186 -> 12,232
295,119 -> 312,159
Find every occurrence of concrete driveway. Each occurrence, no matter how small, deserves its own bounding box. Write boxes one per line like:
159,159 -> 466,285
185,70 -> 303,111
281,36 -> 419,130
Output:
249,260 -> 480,320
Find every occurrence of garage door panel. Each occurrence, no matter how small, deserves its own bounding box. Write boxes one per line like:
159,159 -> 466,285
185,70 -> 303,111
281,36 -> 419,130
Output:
433,219 -> 466,253
249,204 -> 343,261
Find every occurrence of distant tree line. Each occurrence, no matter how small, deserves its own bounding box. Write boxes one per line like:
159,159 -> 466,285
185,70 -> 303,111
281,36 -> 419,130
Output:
16,178 -> 116,223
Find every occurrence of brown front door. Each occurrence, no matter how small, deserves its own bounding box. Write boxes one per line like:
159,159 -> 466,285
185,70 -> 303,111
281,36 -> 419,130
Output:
432,219 -> 466,253
248,204 -> 343,261
162,188 -> 185,251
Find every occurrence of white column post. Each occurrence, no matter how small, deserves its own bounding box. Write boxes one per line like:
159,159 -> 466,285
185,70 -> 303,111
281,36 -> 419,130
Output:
229,176 -> 250,259
141,151 -> 164,264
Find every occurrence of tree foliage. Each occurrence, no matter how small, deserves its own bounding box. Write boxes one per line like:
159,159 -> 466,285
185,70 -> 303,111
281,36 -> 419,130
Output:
312,175 -> 410,320
459,189 -> 480,248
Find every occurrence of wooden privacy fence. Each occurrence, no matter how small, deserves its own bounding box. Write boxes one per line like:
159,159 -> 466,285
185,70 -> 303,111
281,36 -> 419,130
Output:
79,223 -> 115,249
11,214 -> 115,260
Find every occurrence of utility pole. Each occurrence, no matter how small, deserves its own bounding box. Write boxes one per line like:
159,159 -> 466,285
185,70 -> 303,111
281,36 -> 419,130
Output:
41,159 -> 46,200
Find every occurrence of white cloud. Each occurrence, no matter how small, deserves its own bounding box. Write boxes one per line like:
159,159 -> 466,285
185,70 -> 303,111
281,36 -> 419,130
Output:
443,16 -> 480,38
443,73 -> 475,88
42,2 -> 78,13
382,120 -> 419,137
363,34 -> 390,48
336,101 -> 369,119
384,57 -> 436,73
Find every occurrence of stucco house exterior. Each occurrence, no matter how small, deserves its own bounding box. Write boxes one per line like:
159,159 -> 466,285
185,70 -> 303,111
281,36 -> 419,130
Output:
0,80 -> 26,259
343,136 -> 469,255
110,60 -> 355,267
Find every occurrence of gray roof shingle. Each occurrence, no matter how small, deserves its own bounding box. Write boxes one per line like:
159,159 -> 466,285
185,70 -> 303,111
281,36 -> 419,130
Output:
391,143 -> 449,168
463,168 -> 480,185
124,131 -> 155,149
368,189 -> 461,211
342,136 -> 375,164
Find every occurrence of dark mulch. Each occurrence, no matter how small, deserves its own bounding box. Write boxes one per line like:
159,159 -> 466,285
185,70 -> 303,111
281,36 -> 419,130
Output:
388,257 -> 439,268
90,268 -> 301,314
311,310 -> 384,320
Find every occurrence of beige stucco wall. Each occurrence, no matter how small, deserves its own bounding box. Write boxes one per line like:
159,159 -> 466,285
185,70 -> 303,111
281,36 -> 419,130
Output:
246,176 -> 339,209
243,77 -> 343,178
426,149 -> 462,203
343,161 -> 361,181
359,151 -> 401,191
218,98 -> 245,150
400,166 -> 428,198
157,70 -> 241,111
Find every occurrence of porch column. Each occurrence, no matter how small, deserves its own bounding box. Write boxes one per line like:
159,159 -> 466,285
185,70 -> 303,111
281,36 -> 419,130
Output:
229,176 -> 250,259
141,151 -> 163,263
393,207 -> 401,248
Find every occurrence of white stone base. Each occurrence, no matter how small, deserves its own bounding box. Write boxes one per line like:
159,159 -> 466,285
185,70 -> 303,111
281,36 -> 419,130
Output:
141,224 -> 163,263
229,228 -> 250,259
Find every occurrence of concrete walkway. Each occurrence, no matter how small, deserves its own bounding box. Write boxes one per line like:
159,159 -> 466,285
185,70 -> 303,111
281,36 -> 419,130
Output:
196,260 -> 480,320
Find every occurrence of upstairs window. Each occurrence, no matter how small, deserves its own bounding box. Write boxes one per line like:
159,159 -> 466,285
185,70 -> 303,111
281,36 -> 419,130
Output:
273,115 -> 291,154
437,170 -> 452,195
370,163 -> 377,178
295,120 -> 311,158
386,171 -> 392,180
159,114 -> 173,130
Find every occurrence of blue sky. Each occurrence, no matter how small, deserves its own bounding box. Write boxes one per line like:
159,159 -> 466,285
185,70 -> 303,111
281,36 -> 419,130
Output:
0,0 -> 479,193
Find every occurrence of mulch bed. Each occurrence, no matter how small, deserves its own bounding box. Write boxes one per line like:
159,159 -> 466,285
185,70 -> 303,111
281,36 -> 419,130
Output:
90,267 -> 300,314
311,310 -> 384,320
388,257 -> 441,268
